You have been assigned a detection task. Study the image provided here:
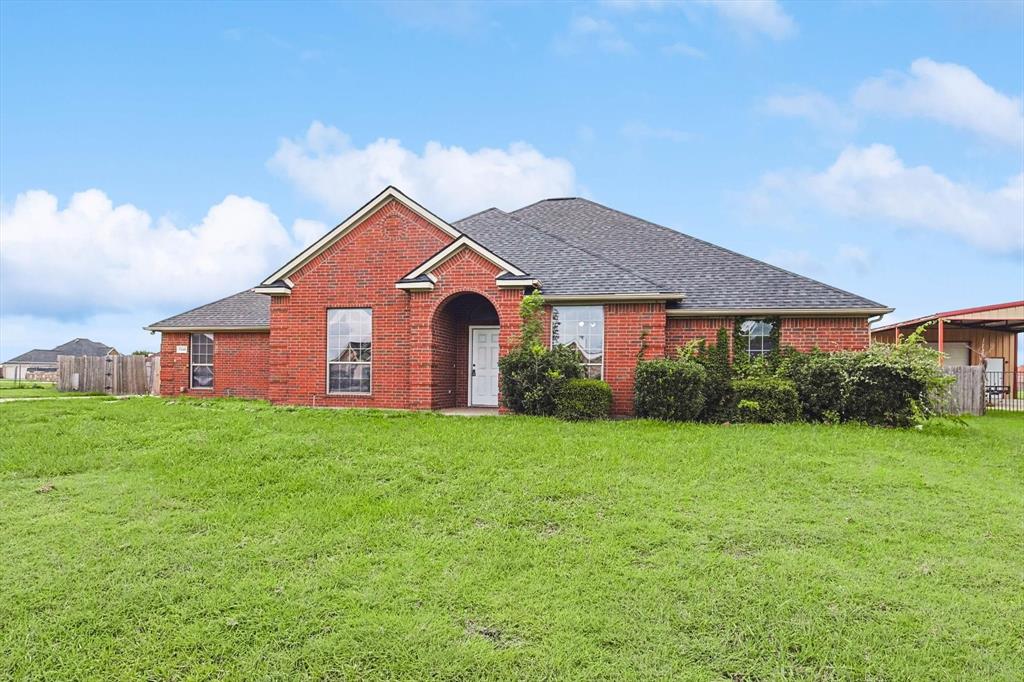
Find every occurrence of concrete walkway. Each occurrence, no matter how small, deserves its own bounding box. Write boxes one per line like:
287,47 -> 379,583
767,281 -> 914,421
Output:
436,407 -> 500,417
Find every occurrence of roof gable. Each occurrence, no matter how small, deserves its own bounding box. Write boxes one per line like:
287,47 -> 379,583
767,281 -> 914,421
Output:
261,186 -> 461,287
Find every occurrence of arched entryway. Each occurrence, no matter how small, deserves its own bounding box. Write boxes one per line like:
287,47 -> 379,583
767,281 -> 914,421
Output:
430,292 -> 500,409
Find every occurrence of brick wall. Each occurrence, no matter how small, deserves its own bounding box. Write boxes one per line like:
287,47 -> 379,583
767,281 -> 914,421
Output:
665,317 -> 733,356
780,317 -> 870,351
265,199 -> 523,409
267,199 -> 454,408
159,331 -> 269,398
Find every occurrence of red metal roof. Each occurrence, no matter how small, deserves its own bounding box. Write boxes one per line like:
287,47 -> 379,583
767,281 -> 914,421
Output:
872,300 -> 1024,333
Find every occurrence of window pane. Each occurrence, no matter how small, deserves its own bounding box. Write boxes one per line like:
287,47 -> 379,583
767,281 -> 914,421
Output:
553,306 -> 604,379
739,319 -> 776,358
327,309 -> 372,394
190,333 -> 213,364
328,363 -> 371,394
191,364 -> 213,388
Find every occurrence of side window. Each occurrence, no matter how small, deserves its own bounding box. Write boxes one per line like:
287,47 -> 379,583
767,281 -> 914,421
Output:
190,333 -> 214,388
738,319 -> 776,358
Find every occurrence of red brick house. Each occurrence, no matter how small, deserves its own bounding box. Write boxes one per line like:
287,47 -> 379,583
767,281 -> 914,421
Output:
146,187 -> 890,415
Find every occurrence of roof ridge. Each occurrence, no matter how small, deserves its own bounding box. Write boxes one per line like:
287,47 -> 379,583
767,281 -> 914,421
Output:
453,206 -> 505,224
503,211 -> 668,293
533,197 -> 885,309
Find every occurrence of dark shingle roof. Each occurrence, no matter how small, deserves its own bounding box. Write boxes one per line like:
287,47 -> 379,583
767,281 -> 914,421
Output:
53,338 -> 114,356
150,194 -> 886,330
454,209 -> 670,295
146,289 -> 270,330
506,198 -> 886,310
4,338 -> 114,364
4,349 -> 58,364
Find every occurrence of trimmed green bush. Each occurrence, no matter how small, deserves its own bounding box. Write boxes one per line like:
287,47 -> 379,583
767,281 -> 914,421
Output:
499,344 -> 583,416
730,377 -> 800,423
634,358 -> 707,421
843,330 -> 953,427
554,378 -> 613,421
779,349 -> 849,422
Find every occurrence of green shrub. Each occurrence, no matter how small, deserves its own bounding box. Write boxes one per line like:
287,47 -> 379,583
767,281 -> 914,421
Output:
499,344 -> 583,416
843,341 -> 951,427
730,377 -> 800,423
694,327 -> 733,422
634,357 -> 707,421
779,349 -> 849,422
554,378 -> 613,421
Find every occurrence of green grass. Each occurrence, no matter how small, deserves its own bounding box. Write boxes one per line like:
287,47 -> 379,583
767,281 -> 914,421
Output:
1,398 -> 1021,680
0,378 -> 59,398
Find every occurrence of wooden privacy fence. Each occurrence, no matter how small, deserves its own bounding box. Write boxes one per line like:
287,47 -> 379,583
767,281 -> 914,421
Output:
940,365 -> 984,416
57,355 -> 160,396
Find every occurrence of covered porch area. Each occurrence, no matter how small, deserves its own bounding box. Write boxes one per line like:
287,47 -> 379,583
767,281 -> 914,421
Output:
429,291 -> 502,410
871,301 -> 1023,407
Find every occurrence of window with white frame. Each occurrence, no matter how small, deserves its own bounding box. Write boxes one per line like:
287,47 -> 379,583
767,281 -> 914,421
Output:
738,319 -> 776,358
552,305 -> 604,379
327,308 -> 372,394
190,333 -> 214,389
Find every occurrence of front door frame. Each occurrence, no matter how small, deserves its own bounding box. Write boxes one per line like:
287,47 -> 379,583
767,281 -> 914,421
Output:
468,325 -> 500,407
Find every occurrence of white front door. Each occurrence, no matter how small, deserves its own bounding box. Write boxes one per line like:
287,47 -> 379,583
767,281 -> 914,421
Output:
470,327 -> 499,407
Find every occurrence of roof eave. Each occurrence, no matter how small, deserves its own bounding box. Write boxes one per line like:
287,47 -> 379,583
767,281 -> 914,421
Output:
667,306 -> 894,317
143,325 -> 271,333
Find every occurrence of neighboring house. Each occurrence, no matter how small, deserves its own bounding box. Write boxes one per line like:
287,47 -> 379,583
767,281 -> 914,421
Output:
146,186 -> 890,415
872,301 -> 1023,395
2,338 -> 119,380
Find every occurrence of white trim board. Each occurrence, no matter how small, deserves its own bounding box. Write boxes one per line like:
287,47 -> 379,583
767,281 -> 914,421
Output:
403,235 -> 528,281
261,186 -> 461,287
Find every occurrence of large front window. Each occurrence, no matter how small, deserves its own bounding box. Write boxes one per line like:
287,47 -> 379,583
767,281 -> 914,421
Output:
739,319 -> 776,359
190,333 -> 214,389
327,308 -> 372,394
552,305 -> 604,379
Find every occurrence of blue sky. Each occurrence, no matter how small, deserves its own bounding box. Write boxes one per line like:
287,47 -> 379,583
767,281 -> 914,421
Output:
1,0 -> 1022,361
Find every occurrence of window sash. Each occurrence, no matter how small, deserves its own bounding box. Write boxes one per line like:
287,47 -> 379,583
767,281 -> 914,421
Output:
552,305 -> 604,379
740,319 -> 775,358
190,333 -> 214,389
327,308 -> 372,394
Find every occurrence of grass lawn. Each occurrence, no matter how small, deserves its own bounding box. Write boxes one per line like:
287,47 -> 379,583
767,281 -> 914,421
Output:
0,378 -> 60,398
1,399 -> 1021,679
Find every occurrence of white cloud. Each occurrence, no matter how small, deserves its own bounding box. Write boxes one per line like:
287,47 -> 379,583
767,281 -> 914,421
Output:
269,121 -> 578,219
661,41 -> 707,59
854,58 -> 1024,146
750,144 -> 1024,253
761,91 -> 857,132
699,0 -> 796,40
0,189 -> 323,318
621,121 -> 691,143
557,15 -> 634,54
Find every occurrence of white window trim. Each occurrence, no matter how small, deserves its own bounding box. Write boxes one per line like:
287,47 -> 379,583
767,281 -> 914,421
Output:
189,333 -> 214,390
326,308 -> 373,396
551,305 -> 605,380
